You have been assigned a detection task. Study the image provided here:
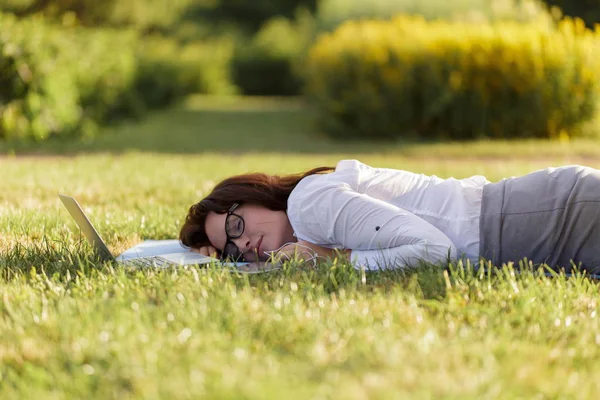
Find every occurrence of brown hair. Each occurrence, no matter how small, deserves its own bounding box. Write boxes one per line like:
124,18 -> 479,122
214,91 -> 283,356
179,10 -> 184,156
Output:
179,166 -> 334,251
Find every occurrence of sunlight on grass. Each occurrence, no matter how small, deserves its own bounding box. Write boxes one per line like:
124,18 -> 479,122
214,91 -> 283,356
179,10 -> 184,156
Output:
1,96 -> 600,398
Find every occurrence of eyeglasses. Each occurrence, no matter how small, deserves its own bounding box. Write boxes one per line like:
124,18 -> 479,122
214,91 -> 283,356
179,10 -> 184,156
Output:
222,203 -> 245,261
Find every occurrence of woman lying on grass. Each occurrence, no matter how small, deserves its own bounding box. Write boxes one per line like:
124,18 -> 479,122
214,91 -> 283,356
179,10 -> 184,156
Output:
179,159 -> 600,273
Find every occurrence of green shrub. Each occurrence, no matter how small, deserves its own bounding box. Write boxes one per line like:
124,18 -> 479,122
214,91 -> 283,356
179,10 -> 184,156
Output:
189,0 -> 318,33
0,0 -> 319,34
304,16 -> 600,140
135,36 -> 237,108
0,14 -> 137,140
232,50 -> 300,96
231,13 -> 315,95
68,28 -> 141,125
0,0 -> 195,32
0,11 -> 240,142
0,15 -> 77,140
0,0 -> 36,14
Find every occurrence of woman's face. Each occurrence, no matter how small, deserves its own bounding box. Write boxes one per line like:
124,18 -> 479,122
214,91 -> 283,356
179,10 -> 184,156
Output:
204,203 -> 295,262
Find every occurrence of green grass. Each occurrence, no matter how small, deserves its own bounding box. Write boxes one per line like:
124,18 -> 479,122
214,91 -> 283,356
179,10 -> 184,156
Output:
1,96 -> 600,399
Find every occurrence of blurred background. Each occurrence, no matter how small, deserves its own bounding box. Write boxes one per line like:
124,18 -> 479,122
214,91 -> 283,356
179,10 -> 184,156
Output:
1,0 -> 599,146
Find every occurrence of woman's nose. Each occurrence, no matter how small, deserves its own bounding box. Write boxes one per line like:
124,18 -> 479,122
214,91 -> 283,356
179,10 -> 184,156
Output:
233,236 -> 251,252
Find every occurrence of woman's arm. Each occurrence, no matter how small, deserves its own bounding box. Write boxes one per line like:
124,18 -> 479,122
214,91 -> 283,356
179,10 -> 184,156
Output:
289,182 -> 457,270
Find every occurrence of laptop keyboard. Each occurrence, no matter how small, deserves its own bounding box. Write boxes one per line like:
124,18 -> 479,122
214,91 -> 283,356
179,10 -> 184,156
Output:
122,257 -> 171,268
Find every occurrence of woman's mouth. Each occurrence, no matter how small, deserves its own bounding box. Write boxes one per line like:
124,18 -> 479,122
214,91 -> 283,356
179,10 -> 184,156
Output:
252,236 -> 262,254
255,236 -> 263,254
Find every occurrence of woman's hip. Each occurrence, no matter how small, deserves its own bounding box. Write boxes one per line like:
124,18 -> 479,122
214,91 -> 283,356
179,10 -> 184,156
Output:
479,165 -> 600,273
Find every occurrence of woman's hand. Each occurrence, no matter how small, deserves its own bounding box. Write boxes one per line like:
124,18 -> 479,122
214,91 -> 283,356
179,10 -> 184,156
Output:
191,245 -> 218,258
271,240 -> 351,264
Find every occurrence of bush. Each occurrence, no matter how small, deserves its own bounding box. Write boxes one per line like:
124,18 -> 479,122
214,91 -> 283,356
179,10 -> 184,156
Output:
135,35 -> 237,108
0,11 -> 240,142
229,0 -> 554,96
542,0 -> 600,28
304,16 -> 600,140
317,0 -> 553,31
0,0 -> 195,32
67,28 -> 141,126
188,0 -> 318,33
0,13 -> 138,141
231,13 -> 314,95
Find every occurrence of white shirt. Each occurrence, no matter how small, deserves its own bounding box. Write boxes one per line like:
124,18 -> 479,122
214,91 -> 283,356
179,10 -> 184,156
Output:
286,159 -> 489,269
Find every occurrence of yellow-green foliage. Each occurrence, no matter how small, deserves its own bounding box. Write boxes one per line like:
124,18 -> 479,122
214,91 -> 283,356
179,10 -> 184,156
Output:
0,13 -> 139,141
0,12 -> 237,142
305,16 -> 600,140
135,35 -> 237,107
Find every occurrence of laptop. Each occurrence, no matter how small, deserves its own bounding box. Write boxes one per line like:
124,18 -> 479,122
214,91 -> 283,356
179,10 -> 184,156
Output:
58,194 -> 280,274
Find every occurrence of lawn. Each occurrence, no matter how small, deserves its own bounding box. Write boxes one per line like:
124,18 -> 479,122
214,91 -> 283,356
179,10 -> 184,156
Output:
1,96 -> 599,399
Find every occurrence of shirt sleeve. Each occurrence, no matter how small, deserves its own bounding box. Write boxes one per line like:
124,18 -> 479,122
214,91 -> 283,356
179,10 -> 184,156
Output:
291,181 -> 458,270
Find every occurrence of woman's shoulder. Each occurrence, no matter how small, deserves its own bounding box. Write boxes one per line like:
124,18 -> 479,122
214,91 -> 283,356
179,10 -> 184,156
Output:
294,159 -> 363,193
286,161 -> 361,242
335,159 -> 371,172
335,159 -> 360,171
289,169 -> 341,199
287,161 -> 360,207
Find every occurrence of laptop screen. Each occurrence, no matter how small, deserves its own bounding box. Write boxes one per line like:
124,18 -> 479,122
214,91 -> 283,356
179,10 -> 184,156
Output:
59,194 -> 114,261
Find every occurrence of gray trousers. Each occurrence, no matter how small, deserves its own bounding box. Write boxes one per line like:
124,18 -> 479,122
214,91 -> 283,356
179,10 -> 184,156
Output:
480,165 -> 600,273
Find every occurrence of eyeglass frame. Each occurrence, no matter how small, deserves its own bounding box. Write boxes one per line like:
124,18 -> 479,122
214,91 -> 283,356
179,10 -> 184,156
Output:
222,203 -> 245,261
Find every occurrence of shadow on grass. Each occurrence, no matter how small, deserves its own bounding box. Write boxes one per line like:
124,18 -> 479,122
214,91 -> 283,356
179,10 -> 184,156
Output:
0,96 -> 411,156
0,235 -> 448,301
3,95 -> 600,161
